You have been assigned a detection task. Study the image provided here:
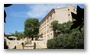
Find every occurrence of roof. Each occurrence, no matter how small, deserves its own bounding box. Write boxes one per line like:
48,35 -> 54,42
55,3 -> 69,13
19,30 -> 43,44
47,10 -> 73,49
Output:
39,9 -> 55,25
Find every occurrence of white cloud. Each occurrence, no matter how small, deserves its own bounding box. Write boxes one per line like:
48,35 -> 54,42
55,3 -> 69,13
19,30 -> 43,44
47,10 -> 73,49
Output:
26,4 -> 58,20
9,4 -> 83,20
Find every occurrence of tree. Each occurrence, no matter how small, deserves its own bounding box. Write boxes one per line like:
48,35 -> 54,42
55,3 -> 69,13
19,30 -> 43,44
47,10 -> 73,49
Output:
47,6 -> 84,49
51,21 -> 59,37
14,31 -> 18,37
58,22 -> 73,34
24,18 -> 39,40
51,21 -> 72,37
47,22 -> 84,49
12,31 -> 25,40
17,32 -> 25,40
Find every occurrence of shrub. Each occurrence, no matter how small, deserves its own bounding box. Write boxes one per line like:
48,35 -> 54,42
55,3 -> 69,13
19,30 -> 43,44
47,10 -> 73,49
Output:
47,21 -> 84,49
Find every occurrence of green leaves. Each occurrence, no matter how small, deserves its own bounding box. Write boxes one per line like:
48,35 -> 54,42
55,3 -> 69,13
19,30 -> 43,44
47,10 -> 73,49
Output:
47,22 -> 84,49
51,21 -> 60,37
24,18 -> 39,40
11,31 -> 25,40
51,21 -> 73,37
51,20 -> 59,31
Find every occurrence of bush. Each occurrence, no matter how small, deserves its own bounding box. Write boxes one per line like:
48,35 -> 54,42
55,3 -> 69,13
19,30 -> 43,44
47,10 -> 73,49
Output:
47,22 -> 84,49
47,29 -> 84,49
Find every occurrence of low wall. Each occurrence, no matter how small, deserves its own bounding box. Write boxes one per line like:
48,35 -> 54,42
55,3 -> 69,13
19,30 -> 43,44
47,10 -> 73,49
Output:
32,40 -> 47,49
5,38 -> 27,49
16,44 -> 23,49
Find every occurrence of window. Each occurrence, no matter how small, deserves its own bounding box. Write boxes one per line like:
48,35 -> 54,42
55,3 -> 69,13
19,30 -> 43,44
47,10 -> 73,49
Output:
68,14 -> 70,16
47,24 -> 49,26
68,9 -> 69,11
44,42 -> 45,44
49,16 -> 51,20
73,9 -> 75,11
43,21 -> 46,25
51,33 -> 52,35
47,18 -> 49,22
17,42 -> 19,44
9,42 -> 10,44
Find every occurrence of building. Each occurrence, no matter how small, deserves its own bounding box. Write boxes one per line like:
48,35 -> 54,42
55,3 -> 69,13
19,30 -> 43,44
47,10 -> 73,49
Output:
4,5 -> 77,49
39,5 -> 76,41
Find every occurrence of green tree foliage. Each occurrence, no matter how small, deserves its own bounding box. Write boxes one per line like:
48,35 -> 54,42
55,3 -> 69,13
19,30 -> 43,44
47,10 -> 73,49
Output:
51,20 -> 59,37
58,22 -> 73,34
17,32 -> 25,40
24,18 -> 39,40
12,31 -> 25,40
14,31 -> 18,37
51,21 -> 72,37
47,22 -> 84,49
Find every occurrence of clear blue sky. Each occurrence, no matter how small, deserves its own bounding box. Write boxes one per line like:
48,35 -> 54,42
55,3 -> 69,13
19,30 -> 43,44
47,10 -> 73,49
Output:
4,4 -> 84,34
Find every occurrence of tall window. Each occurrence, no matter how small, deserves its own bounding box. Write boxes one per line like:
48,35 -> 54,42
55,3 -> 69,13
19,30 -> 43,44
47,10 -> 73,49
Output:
50,14 -> 52,18
68,9 -> 69,11
73,9 -> 75,11
47,18 -> 48,22
51,33 -> 52,35
68,14 -> 70,16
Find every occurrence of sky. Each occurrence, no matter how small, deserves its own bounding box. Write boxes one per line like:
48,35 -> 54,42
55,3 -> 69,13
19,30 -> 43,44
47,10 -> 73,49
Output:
4,4 -> 84,34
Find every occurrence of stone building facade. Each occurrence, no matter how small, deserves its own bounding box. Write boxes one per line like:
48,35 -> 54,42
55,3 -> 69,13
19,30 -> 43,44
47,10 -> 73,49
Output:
39,5 -> 76,41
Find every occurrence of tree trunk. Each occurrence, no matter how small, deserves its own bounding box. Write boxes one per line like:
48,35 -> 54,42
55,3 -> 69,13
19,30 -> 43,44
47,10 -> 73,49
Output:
32,36 -> 33,40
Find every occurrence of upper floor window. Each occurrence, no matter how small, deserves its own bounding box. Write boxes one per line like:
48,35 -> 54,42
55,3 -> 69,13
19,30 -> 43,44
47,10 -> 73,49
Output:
51,33 -> 52,35
73,9 -> 75,11
68,9 -> 69,11
50,14 -> 52,18
9,42 -> 10,44
47,18 -> 49,22
68,14 -> 70,16
44,42 -> 45,44
47,35 -> 49,37
47,24 -> 49,26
